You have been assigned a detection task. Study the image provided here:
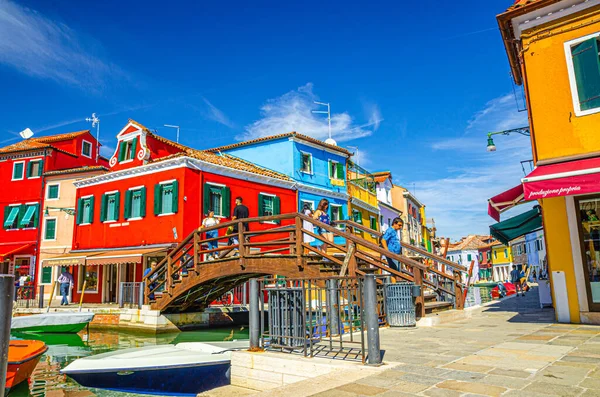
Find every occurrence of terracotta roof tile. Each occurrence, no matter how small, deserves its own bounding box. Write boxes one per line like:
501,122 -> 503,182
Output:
44,165 -> 109,176
207,132 -> 352,156
0,130 -> 90,156
448,235 -> 491,251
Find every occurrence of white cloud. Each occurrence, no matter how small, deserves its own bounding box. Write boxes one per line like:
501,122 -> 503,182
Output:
202,98 -> 235,128
240,83 -> 380,142
410,93 -> 533,240
0,0 -> 125,91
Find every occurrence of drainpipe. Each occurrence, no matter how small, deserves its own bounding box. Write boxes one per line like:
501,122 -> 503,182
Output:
34,148 -> 49,303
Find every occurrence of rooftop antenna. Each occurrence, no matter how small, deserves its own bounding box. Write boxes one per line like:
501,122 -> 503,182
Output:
312,101 -> 332,141
85,113 -> 100,163
347,145 -> 359,165
19,128 -> 34,140
164,124 -> 181,143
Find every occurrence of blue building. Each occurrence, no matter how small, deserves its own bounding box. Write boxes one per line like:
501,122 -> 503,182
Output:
207,132 -> 351,229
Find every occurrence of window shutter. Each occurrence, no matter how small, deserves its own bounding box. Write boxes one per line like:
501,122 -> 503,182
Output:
124,190 -> 132,219
3,206 -> 9,229
118,141 -> 126,162
37,160 -> 43,176
100,194 -> 107,222
26,162 -> 32,178
203,183 -> 211,214
258,194 -> 265,217
17,205 -> 26,227
571,38 -> 600,110
336,163 -> 344,180
154,184 -> 162,215
89,196 -> 95,223
114,192 -> 121,221
46,219 -> 56,239
140,187 -> 147,217
33,203 -> 39,227
130,137 -> 138,159
328,160 -> 332,178
274,196 -> 281,224
171,181 -> 179,213
76,198 -> 83,225
222,186 -> 231,217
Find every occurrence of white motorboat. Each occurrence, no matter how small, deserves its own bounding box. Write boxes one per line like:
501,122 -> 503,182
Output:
11,312 -> 95,333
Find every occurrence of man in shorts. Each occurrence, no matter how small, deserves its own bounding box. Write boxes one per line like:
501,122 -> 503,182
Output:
510,265 -> 524,296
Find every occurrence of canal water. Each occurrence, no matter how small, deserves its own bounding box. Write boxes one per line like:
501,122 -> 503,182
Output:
10,327 -> 249,397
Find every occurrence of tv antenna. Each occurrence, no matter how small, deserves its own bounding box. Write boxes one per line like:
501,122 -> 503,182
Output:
19,128 -> 34,139
85,113 -> 100,163
164,124 -> 181,143
312,101 -> 332,140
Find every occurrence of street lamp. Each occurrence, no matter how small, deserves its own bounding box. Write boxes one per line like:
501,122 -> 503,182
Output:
486,126 -> 530,152
45,206 -> 75,216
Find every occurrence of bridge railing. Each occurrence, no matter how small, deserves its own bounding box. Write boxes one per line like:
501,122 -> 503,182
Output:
143,212 -> 467,314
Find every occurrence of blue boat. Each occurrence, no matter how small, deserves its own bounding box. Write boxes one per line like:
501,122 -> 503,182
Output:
61,341 -> 247,396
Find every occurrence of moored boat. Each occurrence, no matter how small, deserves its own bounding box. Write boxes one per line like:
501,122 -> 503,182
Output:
11,312 -> 95,334
61,341 -> 247,396
5,340 -> 48,394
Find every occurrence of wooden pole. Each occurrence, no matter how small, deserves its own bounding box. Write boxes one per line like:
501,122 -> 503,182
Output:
46,280 -> 58,313
0,275 -> 15,397
79,280 -> 87,312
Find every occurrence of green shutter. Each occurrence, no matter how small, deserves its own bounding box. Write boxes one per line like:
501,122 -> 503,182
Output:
26,162 -> 33,178
118,141 -> 127,162
33,203 -> 39,227
17,205 -> 27,227
76,198 -> 83,225
130,137 -> 138,159
114,192 -> 121,221
13,163 -> 23,179
89,196 -> 95,223
154,184 -> 162,215
273,196 -> 281,224
3,206 -> 9,229
45,219 -> 56,239
222,186 -> 231,217
467,254 -> 472,261
571,38 -> 600,110
171,181 -> 179,214
124,190 -> 132,219
336,163 -> 344,180
258,194 -> 265,217
203,183 -> 211,215
37,160 -> 43,176
100,194 -> 107,222
41,267 -> 53,284
328,160 -> 332,178
140,187 -> 147,217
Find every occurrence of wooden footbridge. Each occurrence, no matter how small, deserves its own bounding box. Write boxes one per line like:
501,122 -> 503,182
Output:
143,213 -> 468,317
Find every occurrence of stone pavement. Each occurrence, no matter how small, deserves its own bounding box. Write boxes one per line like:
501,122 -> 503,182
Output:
311,288 -> 600,397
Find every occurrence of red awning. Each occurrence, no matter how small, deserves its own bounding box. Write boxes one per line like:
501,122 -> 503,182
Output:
488,184 -> 525,222
522,157 -> 600,200
0,243 -> 35,261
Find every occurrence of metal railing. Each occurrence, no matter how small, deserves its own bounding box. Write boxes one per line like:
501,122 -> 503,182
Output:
251,275 -> 386,364
14,285 -> 38,308
210,283 -> 249,307
119,282 -> 145,309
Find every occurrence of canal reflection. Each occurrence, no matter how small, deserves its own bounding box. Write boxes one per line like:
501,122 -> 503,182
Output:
10,327 -> 249,397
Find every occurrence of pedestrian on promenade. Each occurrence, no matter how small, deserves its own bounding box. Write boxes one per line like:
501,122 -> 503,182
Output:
199,210 -> 220,260
58,267 -> 74,306
313,199 -> 333,253
144,261 -> 158,300
510,265 -> 524,296
302,203 -> 315,245
381,217 -> 403,272
232,196 -> 250,242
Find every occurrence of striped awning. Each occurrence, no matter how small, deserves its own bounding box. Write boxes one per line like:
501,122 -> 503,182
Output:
42,251 -> 103,267
85,248 -> 166,266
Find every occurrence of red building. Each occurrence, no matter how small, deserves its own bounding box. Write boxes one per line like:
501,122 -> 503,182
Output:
478,243 -> 494,281
51,120 -> 297,304
0,130 -> 105,282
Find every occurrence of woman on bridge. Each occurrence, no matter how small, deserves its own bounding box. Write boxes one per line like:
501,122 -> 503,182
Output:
313,198 -> 333,253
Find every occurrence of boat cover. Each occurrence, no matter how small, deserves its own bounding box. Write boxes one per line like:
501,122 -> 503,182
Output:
11,312 -> 95,330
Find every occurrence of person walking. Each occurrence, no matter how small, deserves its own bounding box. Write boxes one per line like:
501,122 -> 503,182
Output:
199,210 -> 220,260
58,268 -> 74,306
302,203 -> 315,245
510,265 -> 524,297
381,217 -> 404,272
144,261 -> 158,301
232,196 -> 250,236
313,199 -> 333,253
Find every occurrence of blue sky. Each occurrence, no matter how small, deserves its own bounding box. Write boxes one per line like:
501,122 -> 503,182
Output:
0,0 -> 532,239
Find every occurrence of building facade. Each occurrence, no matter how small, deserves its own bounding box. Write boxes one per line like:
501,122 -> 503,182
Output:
391,185 -> 423,246
491,243 -> 513,282
525,230 -> 546,277
373,171 -> 403,234
510,236 -> 528,271
47,121 -> 297,304
0,131 -> 104,284
498,0 -> 600,322
478,243 -> 494,281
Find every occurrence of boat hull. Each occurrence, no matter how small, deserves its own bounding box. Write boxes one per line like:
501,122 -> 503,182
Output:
12,322 -> 88,334
11,312 -> 94,334
67,362 -> 230,396
6,341 -> 48,394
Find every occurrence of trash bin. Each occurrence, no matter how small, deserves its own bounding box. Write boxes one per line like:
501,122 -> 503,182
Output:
385,282 -> 416,327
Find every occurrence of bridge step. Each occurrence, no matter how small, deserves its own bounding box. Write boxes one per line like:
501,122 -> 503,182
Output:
425,301 -> 453,314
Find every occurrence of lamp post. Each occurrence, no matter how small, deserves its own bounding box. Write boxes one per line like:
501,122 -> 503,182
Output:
486,126 -> 530,152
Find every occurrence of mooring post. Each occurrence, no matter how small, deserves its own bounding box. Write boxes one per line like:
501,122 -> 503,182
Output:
0,275 -> 15,397
38,285 -> 44,309
249,278 -> 260,350
138,282 -> 145,309
327,279 -> 340,335
118,282 -> 124,309
363,274 -> 381,365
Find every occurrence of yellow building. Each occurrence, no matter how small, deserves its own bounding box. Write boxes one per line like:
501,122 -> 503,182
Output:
420,206 -> 432,252
491,244 -> 513,282
38,166 -> 107,303
346,161 -> 379,243
498,0 -> 600,323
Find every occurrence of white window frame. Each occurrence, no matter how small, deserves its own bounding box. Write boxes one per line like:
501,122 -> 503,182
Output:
46,183 -> 61,201
81,139 -> 93,159
565,32 -> 600,117
300,199 -> 315,212
80,195 -> 94,226
206,182 -> 226,218
127,186 -> 144,221
103,192 -> 119,223
329,160 -> 342,180
330,203 -> 344,229
12,161 -> 25,181
27,160 -> 42,179
259,192 -> 277,224
369,215 -> 377,231
122,140 -> 134,162
4,203 -> 21,230
157,180 -> 176,216
299,152 -> 313,175
43,217 -> 58,241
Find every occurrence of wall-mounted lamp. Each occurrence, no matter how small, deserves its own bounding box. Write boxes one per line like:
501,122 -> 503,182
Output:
45,206 -> 75,216
486,126 -> 530,152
